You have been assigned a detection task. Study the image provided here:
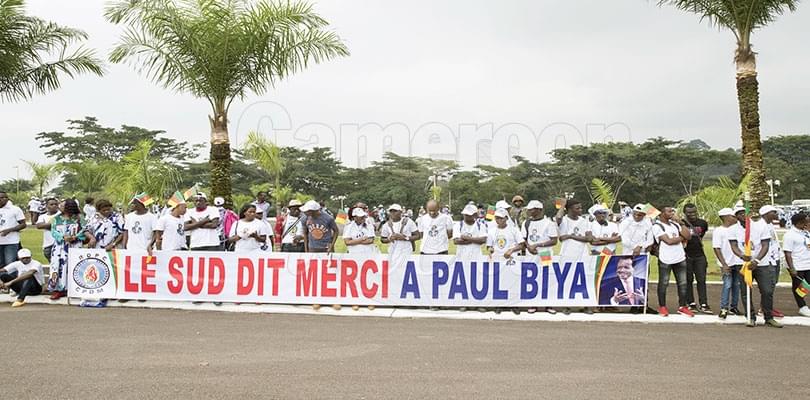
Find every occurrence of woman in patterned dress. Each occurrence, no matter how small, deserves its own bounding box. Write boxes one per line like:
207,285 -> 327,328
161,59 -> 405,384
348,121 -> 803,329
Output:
48,199 -> 86,300
86,199 -> 125,251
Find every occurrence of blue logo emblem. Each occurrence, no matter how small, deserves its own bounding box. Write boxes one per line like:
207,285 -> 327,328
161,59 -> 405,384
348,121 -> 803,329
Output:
72,256 -> 111,290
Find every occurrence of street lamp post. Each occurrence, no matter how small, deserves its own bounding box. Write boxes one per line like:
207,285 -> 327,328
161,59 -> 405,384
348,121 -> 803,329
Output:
765,179 -> 781,206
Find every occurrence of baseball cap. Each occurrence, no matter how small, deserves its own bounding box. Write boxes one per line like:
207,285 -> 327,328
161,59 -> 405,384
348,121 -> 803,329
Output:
352,208 -> 367,217
759,205 -> 778,216
17,248 -> 31,259
633,204 -> 646,213
733,206 -> 746,214
495,200 -> 511,210
461,204 -> 478,216
288,199 -> 303,207
526,200 -> 543,210
512,195 -> 525,203
592,205 -> 610,215
213,197 -> 225,206
195,192 -> 207,200
300,200 -> 320,212
388,203 -> 403,212
494,208 -> 509,218
718,208 -> 735,217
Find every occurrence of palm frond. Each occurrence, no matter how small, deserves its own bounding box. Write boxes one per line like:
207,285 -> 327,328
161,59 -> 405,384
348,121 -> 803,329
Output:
590,178 -> 616,210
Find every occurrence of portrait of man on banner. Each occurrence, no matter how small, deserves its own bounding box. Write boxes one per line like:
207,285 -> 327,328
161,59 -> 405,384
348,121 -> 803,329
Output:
598,256 -> 648,306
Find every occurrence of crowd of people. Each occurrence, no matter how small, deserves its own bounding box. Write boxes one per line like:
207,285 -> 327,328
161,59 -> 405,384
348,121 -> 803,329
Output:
1,189 -> 809,327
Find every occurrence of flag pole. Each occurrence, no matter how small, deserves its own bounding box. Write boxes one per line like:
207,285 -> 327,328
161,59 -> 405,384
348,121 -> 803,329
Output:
744,191 -> 752,325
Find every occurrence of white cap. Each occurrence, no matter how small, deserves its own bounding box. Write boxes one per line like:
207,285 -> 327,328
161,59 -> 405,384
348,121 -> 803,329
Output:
633,204 -> 646,213
300,200 -> 320,212
461,204 -> 478,216
494,208 -> 509,218
352,208 -> 367,217
495,200 -> 511,210
759,205 -> 778,216
17,248 -> 31,258
288,199 -> 303,207
388,204 -> 403,211
213,197 -> 225,206
526,200 -> 543,210
733,206 -> 746,214
718,208 -> 735,217
589,204 -> 609,216
195,192 -> 207,200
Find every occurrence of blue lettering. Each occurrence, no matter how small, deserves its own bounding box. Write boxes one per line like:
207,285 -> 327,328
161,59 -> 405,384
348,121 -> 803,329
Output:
432,261 -> 449,299
521,262 -> 538,299
492,262 -> 508,300
400,261 -> 421,299
569,262 -> 589,299
448,262 -> 469,299
470,261 -> 489,300
553,262 -> 572,299
541,263 -> 549,299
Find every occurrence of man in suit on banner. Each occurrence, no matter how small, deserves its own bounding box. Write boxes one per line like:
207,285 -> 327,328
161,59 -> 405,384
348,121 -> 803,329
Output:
600,257 -> 647,306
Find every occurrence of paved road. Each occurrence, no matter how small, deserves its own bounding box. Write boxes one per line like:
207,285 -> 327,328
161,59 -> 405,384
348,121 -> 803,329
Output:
4,304 -> 804,399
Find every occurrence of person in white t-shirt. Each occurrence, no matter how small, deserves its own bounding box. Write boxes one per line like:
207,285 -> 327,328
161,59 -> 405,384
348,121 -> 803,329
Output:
252,191 -> 272,222
227,204 -> 270,252
0,192 -> 27,267
83,197 -> 96,221
184,193 -> 222,251
0,248 -> 44,307
35,198 -> 60,262
151,200 -> 188,251
713,208 -> 744,319
520,200 -> 558,257
27,197 -> 41,225
728,207 -> 777,326
280,199 -> 306,252
452,204 -> 488,260
783,212 -> 810,317
589,205 -> 620,255
380,203 -> 418,260
123,197 -> 158,252
651,206 -> 693,317
619,204 -> 653,257
342,208 -> 377,254
555,199 -> 591,261
487,209 -> 524,259
416,200 -> 453,255
756,205 -> 784,318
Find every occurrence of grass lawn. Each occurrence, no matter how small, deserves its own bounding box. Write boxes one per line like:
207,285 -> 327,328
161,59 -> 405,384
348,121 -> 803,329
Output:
20,227 -> 790,283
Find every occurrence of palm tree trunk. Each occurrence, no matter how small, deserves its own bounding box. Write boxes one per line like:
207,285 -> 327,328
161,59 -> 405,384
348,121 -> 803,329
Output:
209,112 -> 232,207
735,47 -> 768,209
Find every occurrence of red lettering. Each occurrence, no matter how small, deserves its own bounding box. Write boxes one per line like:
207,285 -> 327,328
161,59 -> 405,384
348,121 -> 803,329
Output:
124,256 -> 138,292
237,258 -> 254,296
382,260 -> 389,299
296,259 -> 318,296
167,256 -> 183,294
340,259 -> 359,298
140,256 -> 157,293
321,259 -> 337,297
208,257 -> 225,295
256,259 -> 265,296
187,257 -> 205,295
361,260 -> 379,298
266,259 -> 285,297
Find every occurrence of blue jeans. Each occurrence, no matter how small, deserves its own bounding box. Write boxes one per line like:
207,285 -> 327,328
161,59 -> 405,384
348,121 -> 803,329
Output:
720,265 -> 741,310
0,243 -> 19,267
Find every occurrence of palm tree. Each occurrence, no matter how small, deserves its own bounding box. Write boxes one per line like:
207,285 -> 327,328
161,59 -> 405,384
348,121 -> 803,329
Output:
0,0 -> 103,102
23,160 -> 60,197
105,0 -> 348,205
106,140 -> 181,206
659,0 -> 799,209
243,131 -> 285,193
61,161 -> 112,195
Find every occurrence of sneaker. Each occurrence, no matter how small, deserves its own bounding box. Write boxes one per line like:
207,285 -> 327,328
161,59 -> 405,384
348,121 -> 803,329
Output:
351,305 -> 360,311
312,304 -> 321,311
746,319 -> 756,328
718,309 -> 728,320
799,306 -> 810,317
658,306 -> 669,317
49,291 -> 65,300
512,308 -> 521,315
688,303 -> 698,312
699,304 -> 713,314
459,307 -> 467,312
527,308 -> 537,314
546,307 -> 557,315
213,302 -> 222,306
494,308 -> 502,314
562,308 -> 571,315
756,308 -> 763,317
583,308 -> 594,315
771,309 -> 784,318
11,300 -> 24,308
429,306 -> 440,311
729,307 -> 741,316
368,305 -> 375,311
764,319 -> 783,328
332,304 -> 342,311
477,308 -> 488,313
678,306 -> 695,317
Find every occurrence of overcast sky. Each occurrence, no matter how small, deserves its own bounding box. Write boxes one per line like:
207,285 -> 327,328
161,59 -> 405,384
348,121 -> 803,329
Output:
2,0 -> 808,180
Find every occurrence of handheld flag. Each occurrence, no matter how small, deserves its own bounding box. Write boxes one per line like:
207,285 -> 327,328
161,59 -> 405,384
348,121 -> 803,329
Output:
554,198 -> 565,210
600,247 -> 614,256
485,205 -> 496,221
740,204 -> 754,288
538,248 -> 552,268
796,278 -> 810,298
132,192 -> 154,206
335,208 -> 348,225
183,185 -> 198,200
167,191 -> 186,208
642,204 -> 661,219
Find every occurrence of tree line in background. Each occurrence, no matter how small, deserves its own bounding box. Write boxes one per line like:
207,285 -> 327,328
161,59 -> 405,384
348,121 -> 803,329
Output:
1,117 -> 807,223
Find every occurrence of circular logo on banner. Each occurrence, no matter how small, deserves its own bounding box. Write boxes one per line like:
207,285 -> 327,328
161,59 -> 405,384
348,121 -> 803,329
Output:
72,257 -> 111,290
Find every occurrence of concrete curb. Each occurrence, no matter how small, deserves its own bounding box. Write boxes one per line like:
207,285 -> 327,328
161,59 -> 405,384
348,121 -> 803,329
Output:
3,294 -> 809,328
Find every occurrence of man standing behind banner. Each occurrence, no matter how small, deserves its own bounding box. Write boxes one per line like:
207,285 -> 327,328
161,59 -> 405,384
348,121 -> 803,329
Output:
380,204 -> 418,263
416,199 -> 453,255
342,208 -> 376,254
151,198 -> 187,251
556,199 -> 592,314
123,196 -> 157,252
589,205 -> 620,255
619,204 -> 653,257
682,204 -> 711,314
280,200 -> 305,253
520,200 -> 558,314
729,207 -> 778,327
184,193 -> 222,251
652,206 -> 693,317
452,204 -> 488,260
301,200 -> 339,311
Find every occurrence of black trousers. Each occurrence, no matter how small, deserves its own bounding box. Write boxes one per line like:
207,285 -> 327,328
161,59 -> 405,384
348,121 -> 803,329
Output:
685,255 -> 708,306
0,271 -> 42,301
281,243 -> 305,253
791,270 -> 810,309
740,266 -> 774,321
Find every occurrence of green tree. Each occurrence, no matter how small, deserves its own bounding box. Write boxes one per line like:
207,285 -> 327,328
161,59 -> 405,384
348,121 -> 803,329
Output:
23,160 -> 60,197
278,147 -> 344,202
659,0 -> 799,208
0,0 -> 103,102
59,161 -> 112,197
243,131 -> 284,197
106,0 -> 348,205
105,140 -> 182,206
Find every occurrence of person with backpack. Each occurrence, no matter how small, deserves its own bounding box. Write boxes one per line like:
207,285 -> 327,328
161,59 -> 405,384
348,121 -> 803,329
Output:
520,200 -> 559,314
380,203 -> 418,261
279,200 -> 306,252
453,204 -> 488,260
651,206 -> 694,317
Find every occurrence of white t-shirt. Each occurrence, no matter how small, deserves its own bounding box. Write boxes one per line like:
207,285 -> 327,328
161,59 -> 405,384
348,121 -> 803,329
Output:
753,219 -> 781,265
380,218 -> 418,256
184,207 -> 221,248
124,212 -> 157,251
520,218 -> 559,254
0,203 -> 25,245
28,199 -> 40,212
452,220 -> 488,259
36,213 -> 59,248
558,216 -> 591,259
155,214 -> 187,251
487,225 -> 524,258
83,204 -> 96,221
418,214 -> 453,254
712,225 -> 743,266
3,259 -> 44,284
590,221 -> 619,254
342,221 -> 377,254
729,221 -> 770,262
252,201 -> 272,221
228,219 -> 270,252
783,228 -> 810,271
280,214 -> 305,244
619,218 -> 653,255
652,221 -> 686,265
